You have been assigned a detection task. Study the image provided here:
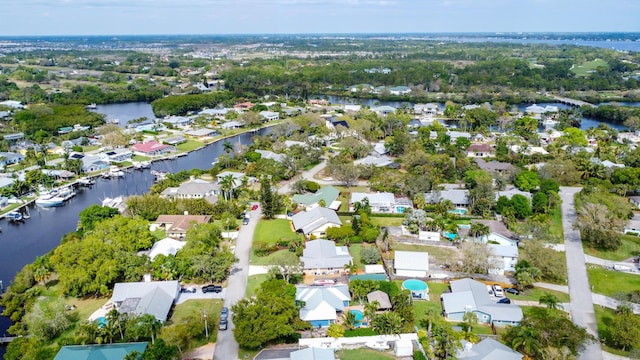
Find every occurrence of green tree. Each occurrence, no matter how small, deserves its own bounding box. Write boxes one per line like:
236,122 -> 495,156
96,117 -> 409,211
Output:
610,305 -> 640,351
462,311 -> 478,333
371,311 -> 404,335
531,191 -> 549,214
327,323 -> 344,339
360,247 -> 381,264
24,299 -> 73,340
260,176 -> 281,219
576,202 -> 625,250
219,174 -> 236,201
539,293 -> 559,310
78,204 -> 120,232
514,170 -> 540,192
510,194 -> 532,219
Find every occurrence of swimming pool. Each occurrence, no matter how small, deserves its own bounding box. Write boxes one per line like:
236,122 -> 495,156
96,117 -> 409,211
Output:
97,316 -> 107,328
458,224 -> 471,229
350,309 -> 364,327
448,208 -> 467,215
445,232 -> 457,240
402,279 -> 428,292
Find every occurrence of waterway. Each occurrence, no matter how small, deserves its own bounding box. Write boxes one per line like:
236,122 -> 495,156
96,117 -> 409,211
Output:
316,95 -> 635,131
0,103 -> 269,354
426,36 -> 640,53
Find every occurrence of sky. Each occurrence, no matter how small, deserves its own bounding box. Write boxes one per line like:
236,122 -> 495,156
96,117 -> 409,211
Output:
1,0 -> 639,36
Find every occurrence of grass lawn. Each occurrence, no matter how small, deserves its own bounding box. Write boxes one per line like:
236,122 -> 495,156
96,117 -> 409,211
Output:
251,249 -> 289,266
246,274 -> 271,297
412,281 -> 450,327
595,306 -> 634,357
506,287 -> 570,303
584,234 -> 640,261
572,58 -> 609,77
371,216 -> 404,227
350,243 -> 363,266
82,145 -> 101,152
132,154 -> 151,162
549,206 -> 564,240
336,348 -> 397,360
167,299 -> 223,345
177,139 -> 205,152
392,243 -> 458,266
588,265 -> 640,297
253,219 -> 301,245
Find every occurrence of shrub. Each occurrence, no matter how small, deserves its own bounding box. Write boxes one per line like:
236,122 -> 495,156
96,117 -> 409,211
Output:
304,181 -> 320,192
344,328 -> 377,337
361,227 -> 380,243
361,247 -> 382,264
413,351 -> 427,360
254,241 -> 278,257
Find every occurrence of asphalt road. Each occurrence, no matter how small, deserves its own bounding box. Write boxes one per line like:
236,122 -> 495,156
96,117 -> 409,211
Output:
560,187 -> 603,360
213,205 -> 262,360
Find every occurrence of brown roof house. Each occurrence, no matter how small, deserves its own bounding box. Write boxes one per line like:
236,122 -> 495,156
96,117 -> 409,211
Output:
466,144 -> 494,158
152,214 -> 211,238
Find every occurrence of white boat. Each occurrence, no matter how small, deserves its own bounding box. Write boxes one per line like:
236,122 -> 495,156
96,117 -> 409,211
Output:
104,166 -> 125,178
35,192 -> 65,207
102,196 -> 125,212
57,186 -> 76,201
77,177 -> 96,186
133,161 -> 151,169
6,211 -> 23,222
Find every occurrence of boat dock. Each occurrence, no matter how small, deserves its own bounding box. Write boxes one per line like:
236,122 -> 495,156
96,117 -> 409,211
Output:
0,336 -> 16,344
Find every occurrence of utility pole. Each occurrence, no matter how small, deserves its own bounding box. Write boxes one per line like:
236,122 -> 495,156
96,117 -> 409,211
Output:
204,307 -> 209,338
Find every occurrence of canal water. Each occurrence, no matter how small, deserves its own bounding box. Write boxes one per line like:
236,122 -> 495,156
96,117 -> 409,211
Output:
0,103 -> 268,354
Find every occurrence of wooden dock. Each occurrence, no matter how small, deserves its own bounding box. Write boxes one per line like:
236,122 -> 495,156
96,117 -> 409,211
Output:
0,336 -> 16,344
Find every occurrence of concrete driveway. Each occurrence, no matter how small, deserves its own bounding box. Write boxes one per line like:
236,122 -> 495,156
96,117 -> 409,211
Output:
176,288 -> 225,305
559,187 -> 603,360
213,205 -> 262,360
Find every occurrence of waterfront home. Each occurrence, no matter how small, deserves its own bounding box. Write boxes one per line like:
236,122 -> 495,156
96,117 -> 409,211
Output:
259,110 -> 280,122
414,103 -> 439,115
80,155 -> 110,173
131,141 -> 176,156
152,214 -> 212,238
160,179 -> 221,202
101,148 -> 133,163
255,149 -> 286,162
371,105 -> 397,116
394,251 -> 429,278
111,280 -> 180,321
291,207 -> 342,237
300,239 -> 353,274
54,342 -> 149,360
343,104 -> 362,112
185,128 -> 219,138
525,104 -> 559,116
349,84 -> 374,93
219,120 -> 243,130
295,285 -> 351,328
162,135 -> 187,146
162,116 -> 193,128
441,278 -> 522,327
353,155 -> 397,168
387,86 -> 412,96
0,177 -> 14,189
199,108 -> 239,119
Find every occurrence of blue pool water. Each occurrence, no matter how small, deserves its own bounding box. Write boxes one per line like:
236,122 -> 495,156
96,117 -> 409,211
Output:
449,208 -> 467,215
97,316 -> 107,328
445,232 -> 457,240
458,224 -> 471,229
402,279 -> 428,291
350,310 -> 364,327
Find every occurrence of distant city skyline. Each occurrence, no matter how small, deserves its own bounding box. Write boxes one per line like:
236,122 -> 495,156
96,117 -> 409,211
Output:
1,0 -> 639,36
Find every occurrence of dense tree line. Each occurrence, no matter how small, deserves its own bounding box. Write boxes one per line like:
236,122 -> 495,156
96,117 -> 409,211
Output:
12,104 -> 105,137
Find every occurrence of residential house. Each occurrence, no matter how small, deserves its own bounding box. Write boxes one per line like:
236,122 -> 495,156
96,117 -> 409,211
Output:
448,131 -> 473,142
475,158 -> 516,175
111,280 -> 180,321
292,207 -> 342,237
0,152 -> 24,166
234,101 -> 255,110
284,140 -> 308,148
462,104 -> 481,111
147,238 -> 187,260
460,220 -> 518,246
295,285 -> 351,327
467,144 -> 494,158
590,157 -> 625,169
371,105 -> 397,116
0,100 -> 24,109
220,120 -> 243,130
216,171 -> 256,187
200,108 -> 237,119
387,86 -> 412,95
414,103 -> 439,115
4,132 -> 24,144
152,214 -> 212,238
54,343 -> 149,360
163,135 -> 187,146
185,128 -> 219,138
102,148 -> 133,163
0,177 -> 14,189
373,142 -> 389,156
424,189 -> 470,209
457,338 -> 523,360
293,186 -> 341,210
349,84 -> 374,93
131,141 -> 176,156
488,244 -> 519,275
160,180 -> 221,202
300,239 -> 353,273
525,104 -> 559,116
394,251 -> 430,280
256,149 -> 286,162
350,192 -> 412,214
259,111 -> 280,121
61,137 -> 86,150
343,104 -> 362,112
353,155 -> 397,168
81,155 -> 110,173
290,347 -> 335,360
629,196 -> 640,209
495,188 -> 532,201
367,290 -> 392,310
441,278 -> 523,326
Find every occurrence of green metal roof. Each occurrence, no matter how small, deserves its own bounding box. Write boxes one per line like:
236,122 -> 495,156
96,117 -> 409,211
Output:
54,342 -> 148,360
292,186 -> 340,206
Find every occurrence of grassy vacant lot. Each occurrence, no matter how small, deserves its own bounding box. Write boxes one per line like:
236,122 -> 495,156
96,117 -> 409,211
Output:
176,139 -> 205,152
392,243 -> 458,266
584,234 -> 640,261
250,248 -> 288,266
506,287 -> 570,303
371,216 -> 404,227
245,274 -> 271,297
549,206 -> 564,239
572,58 -> 609,77
595,306 -> 633,357
253,219 -> 301,245
166,299 -> 223,345
588,265 -> 640,296
336,349 -> 396,360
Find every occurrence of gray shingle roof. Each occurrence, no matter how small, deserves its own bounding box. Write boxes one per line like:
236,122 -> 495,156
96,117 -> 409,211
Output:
300,239 -> 352,269
458,338 -> 523,360
111,281 -> 179,321
291,207 -> 342,235
442,278 -> 523,323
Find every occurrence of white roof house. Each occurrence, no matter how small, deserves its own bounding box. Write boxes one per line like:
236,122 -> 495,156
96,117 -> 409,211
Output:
111,280 -> 180,321
458,338 -> 523,360
495,188 -> 532,201
255,149 -> 286,162
292,207 -> 342,237
488,244 -> 519,275
147,238 -> 187,260
354,155 -> 395,168
296,285 -> 351,327
394,251 -> 429,278
300,239 -> 353,270
424,189 -> 470,208
290,348 -> 335,360
259,111 -> 280,121
0,100 -> 24,109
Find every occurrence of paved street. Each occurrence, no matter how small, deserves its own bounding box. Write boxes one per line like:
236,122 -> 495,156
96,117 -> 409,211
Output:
213,205 -> 262,360
559,187 -> 603,360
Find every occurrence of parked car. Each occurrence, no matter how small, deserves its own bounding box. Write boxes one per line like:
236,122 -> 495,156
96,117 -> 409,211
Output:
497,297 -> 511,304
237,212 -> 246,219
492,284 -> 504,297
202,285 -> 223,293
219,319 -> 228,331
504,287 -> 520,295
220,307 -> 229,320
251,204 -> 259,211
242,217 -> 249,225
180,286 -> 196,293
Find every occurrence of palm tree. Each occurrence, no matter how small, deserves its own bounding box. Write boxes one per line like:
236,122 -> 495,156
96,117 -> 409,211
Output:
539,293 -> 559,310
468,223 -> 490,242
342,311 -> 357,330
343,261 -> 358,275
223,140 -> 233,154
462,311 -> 478,333
219,174 -> 236,201
510,325 -> 542,358
364,301 -> 380,324
371,312 -> 403,335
